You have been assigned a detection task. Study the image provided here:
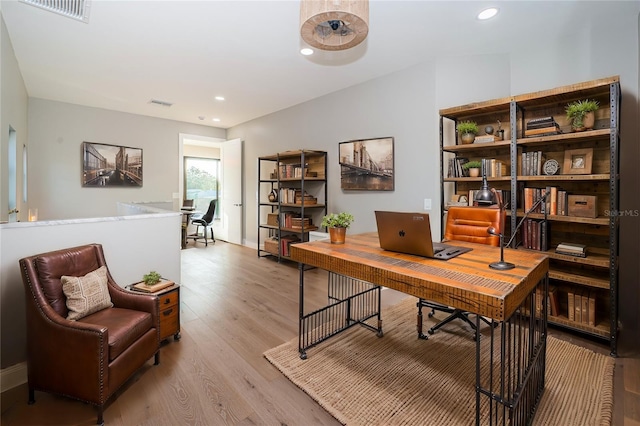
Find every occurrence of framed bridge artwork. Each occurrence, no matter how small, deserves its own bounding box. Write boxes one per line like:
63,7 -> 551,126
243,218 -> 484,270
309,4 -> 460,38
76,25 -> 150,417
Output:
339,137 -> 394,191
82,141 -> 143,187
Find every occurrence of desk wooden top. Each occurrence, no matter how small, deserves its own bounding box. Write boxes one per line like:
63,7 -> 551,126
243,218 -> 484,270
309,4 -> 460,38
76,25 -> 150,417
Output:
290,232 -> 549,321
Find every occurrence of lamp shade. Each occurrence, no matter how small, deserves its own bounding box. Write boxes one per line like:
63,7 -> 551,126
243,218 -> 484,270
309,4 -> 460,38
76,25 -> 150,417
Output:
474,159 -> 495,205
300,0 -> 369,51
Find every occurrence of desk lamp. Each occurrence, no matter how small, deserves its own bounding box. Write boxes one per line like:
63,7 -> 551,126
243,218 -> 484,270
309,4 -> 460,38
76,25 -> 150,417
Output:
474,159 -> 494,206
473,161 -> 515,270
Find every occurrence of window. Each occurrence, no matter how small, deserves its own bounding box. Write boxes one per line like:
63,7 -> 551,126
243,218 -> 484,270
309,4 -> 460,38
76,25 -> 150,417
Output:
184,157 -> 219,218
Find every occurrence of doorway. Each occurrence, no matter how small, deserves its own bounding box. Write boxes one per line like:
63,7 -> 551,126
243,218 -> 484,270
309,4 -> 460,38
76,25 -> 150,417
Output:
179,134 -> 243,245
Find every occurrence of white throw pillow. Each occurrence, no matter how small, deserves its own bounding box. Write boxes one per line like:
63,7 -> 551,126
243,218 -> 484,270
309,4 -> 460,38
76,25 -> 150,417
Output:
62,265 -> 113,320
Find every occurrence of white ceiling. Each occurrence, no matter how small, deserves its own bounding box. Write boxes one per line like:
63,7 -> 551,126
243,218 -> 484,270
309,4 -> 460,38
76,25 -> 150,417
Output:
1,1 -> 637,129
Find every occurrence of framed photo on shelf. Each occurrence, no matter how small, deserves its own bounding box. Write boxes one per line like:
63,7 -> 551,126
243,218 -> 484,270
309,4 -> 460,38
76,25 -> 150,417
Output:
563,148 -> 593,175
82,141 -> 143,187
339,137 -> 394,191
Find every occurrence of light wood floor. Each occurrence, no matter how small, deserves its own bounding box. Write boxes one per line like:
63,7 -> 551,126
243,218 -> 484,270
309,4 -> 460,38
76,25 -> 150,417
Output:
2,241 -> 639,425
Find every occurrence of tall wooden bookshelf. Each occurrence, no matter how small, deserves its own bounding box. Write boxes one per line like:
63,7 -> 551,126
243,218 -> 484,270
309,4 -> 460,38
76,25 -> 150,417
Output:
440,76 -> 620,355
257,150 -> 327,262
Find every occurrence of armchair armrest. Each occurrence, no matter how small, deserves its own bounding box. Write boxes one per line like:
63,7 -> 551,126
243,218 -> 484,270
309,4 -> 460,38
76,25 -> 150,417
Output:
26,303 -> 109,401
108,280 -> 160,331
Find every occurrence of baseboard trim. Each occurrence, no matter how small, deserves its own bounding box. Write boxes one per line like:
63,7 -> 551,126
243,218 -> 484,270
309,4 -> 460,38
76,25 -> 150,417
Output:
1,362 -> 27,393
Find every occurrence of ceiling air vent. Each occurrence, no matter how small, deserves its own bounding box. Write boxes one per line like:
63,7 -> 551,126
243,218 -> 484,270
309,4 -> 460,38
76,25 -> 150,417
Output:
149,99 -> 173,108
20,0 -> 91,23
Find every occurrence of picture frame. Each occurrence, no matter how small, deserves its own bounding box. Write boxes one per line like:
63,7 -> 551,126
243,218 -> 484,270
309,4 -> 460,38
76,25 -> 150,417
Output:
563,148 -> 593,175
339,137 -> 394,191
82,141 -> 143,187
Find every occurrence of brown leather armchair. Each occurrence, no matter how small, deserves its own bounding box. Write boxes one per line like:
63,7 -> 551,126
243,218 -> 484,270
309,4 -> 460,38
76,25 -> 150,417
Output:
417,206 -> 504,339
19,244 -> 161,425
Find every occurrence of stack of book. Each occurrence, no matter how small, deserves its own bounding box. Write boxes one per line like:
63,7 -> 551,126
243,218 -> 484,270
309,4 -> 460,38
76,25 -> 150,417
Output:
524,116 -> 561,137
294,190 -> 317,205
521,151 -> 544,175
535,285 -> 559,316
290,216 -> 312,229
568,287 -> 597,326
520,218 -> 548,251
555,242 -> 587,257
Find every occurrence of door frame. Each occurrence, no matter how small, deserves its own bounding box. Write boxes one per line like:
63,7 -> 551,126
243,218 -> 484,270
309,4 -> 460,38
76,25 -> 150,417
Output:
179,133 -> 242,244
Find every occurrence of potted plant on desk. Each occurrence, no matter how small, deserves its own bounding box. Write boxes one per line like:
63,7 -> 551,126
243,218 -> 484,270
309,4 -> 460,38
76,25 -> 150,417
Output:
321,212 -> 354,244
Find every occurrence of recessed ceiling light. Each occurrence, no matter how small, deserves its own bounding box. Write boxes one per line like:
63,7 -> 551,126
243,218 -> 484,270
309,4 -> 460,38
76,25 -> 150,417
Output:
300,48 -> 314,56
212,118 -> 221,122
478,7 -> 498,20
215,96 -> 225,101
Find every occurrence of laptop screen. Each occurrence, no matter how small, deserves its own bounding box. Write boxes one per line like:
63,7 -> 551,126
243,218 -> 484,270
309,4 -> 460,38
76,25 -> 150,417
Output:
375,211 -> 436,257
374,211 -> 472,260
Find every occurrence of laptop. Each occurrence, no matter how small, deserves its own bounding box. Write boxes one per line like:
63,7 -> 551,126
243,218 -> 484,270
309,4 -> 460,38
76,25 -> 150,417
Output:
181,199 -> 195,211
374,211 -> 472,260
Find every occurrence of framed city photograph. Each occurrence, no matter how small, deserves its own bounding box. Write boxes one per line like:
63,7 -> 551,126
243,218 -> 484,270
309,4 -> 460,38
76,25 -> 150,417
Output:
339,137 -> 394,191
563,148 -> 593,175
82,142 -> 143,187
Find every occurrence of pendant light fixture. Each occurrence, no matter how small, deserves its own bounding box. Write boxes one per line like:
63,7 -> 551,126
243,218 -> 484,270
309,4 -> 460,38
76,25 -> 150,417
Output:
300,0 -> 369,51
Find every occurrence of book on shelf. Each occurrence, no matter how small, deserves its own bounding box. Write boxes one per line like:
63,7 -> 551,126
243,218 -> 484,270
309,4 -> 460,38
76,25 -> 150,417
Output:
549,286 -> 559,316
473,135 -> 499,143
524,125 -> 562,137
520,151 -> 544,176
519,218 -> 548,251
455,157 -> 469,177
556,242 -> 586,252
568,287 -> 575,321
526,116 -> 556,128
587,290 -> 596,326
574,288 -> 583,323
534,285 -> 558,316
555,242 -> 587,257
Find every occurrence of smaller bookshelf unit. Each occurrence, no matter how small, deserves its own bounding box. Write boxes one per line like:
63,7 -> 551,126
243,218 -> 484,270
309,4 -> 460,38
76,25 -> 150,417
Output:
257,150 -> 327,261
439,76 -> 620,355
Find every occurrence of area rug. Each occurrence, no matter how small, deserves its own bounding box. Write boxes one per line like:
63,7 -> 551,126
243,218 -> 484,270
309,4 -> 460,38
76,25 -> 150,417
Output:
264,297 -> 614,426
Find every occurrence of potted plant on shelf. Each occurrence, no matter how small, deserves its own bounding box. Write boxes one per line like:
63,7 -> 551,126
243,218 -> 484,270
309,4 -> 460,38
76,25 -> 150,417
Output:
457,121 -> 479,144
565,99 -> 599,132
321,212 -> 354,244
462,160 -> 483,177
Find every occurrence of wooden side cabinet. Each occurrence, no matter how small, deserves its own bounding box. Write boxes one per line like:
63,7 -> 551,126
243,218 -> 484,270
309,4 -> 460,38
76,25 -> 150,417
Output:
127,283 -> 181,342
156,284 -> 181,342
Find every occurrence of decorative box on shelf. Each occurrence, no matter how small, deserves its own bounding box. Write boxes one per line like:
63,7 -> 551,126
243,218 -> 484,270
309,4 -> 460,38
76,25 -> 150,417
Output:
567,195 -> 597,218
264,238 -> 279,254
267,213 -> 279,226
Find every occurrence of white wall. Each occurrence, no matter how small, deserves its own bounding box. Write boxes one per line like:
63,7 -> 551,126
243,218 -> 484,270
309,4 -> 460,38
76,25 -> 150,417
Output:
1,14 -> 28,222
0,208 -> 182,372
27,99 -> 226,221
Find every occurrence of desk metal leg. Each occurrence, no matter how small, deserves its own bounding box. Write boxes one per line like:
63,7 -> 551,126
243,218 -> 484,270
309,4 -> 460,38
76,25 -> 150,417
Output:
475,275 -> 548,425
298,264 -> 382,360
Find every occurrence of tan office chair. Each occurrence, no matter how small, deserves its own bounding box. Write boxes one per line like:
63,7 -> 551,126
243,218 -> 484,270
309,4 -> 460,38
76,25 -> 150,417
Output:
417,206 -> 503,340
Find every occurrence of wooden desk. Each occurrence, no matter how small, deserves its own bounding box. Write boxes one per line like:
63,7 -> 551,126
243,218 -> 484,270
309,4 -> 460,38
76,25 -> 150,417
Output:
290,232 -> 549,426
180,210 -> 199,249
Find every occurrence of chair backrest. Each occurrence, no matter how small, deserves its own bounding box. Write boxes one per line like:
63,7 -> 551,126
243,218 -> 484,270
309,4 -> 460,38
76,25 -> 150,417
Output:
444,206 -> 503,247
20,244 -> 109,318
202,199 -> 216,223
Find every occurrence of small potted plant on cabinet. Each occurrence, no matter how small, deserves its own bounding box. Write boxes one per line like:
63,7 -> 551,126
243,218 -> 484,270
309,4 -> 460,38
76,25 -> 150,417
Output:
457,121 -> 479,144
321,212 -> 354,244
143,271 -> 162,286
565,99 -> 599,132
462,160 -> 483,177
